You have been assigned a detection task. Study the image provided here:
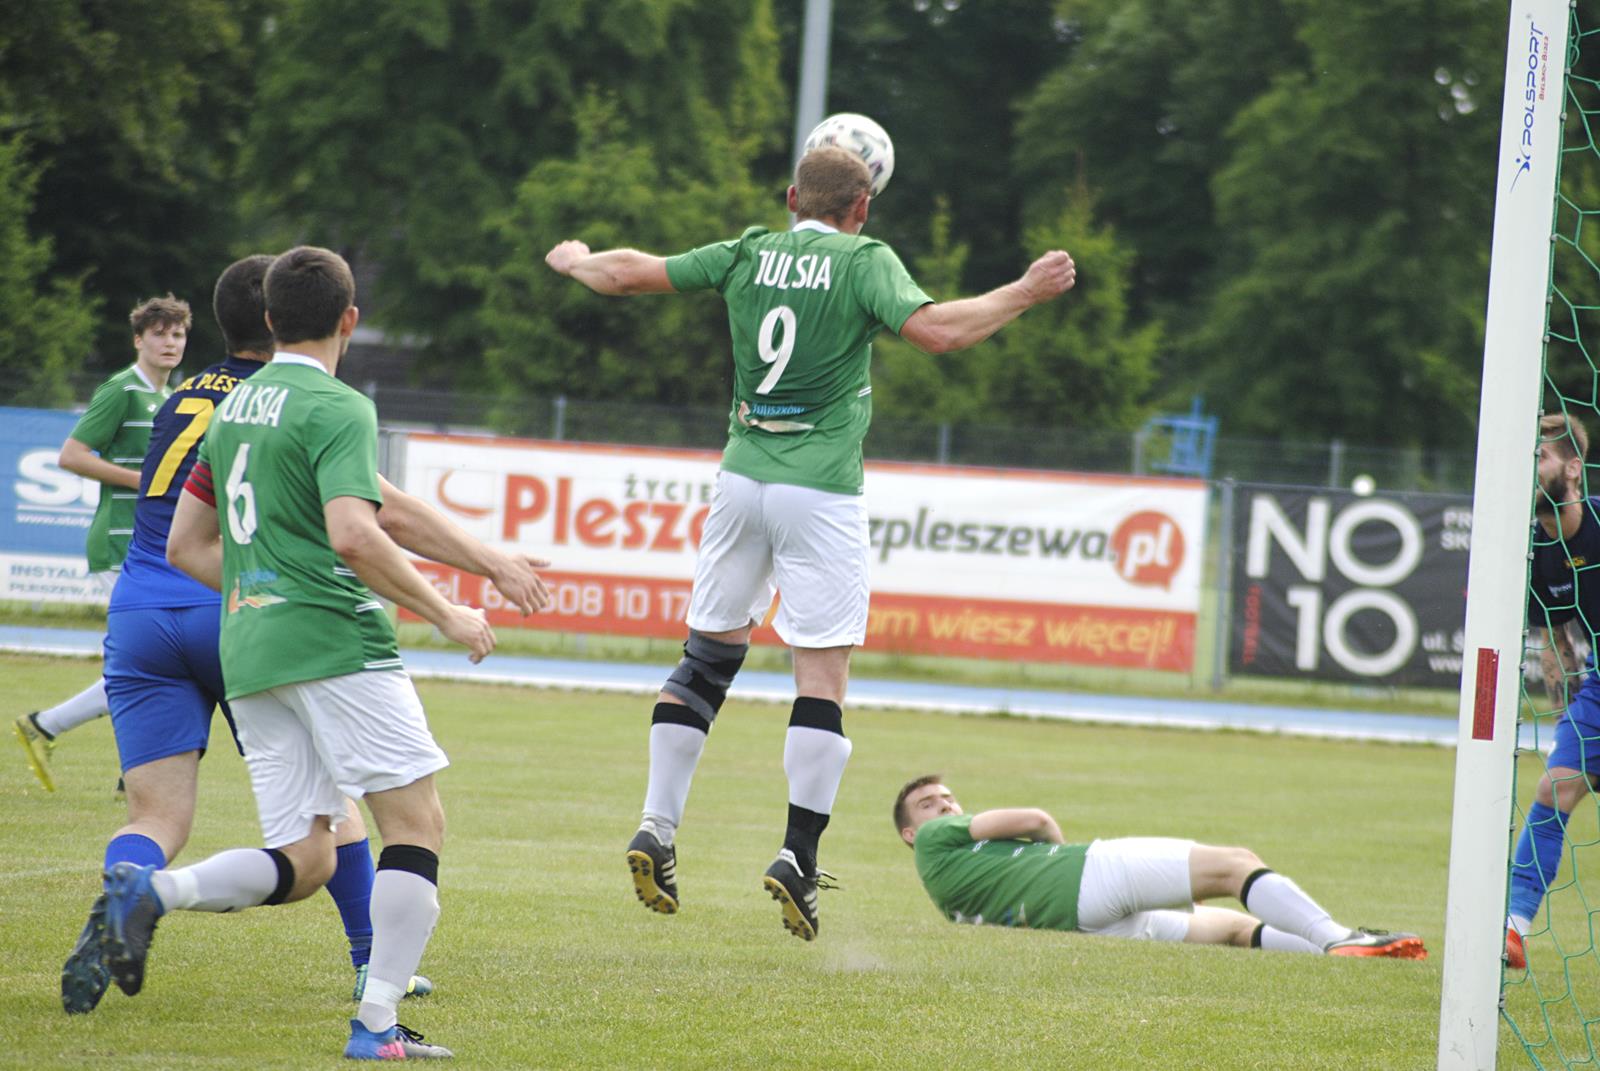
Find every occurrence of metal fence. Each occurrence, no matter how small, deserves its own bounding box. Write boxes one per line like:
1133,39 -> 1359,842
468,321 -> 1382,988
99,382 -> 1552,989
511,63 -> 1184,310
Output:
368,387 -> 1477,494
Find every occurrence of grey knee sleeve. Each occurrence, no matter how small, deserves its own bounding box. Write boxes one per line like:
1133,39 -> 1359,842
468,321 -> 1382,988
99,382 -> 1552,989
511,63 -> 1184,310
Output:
660,630 -> 749,723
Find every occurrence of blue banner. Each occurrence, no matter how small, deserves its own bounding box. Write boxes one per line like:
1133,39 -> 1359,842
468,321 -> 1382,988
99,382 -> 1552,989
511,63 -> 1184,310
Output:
1,407 -> 94,555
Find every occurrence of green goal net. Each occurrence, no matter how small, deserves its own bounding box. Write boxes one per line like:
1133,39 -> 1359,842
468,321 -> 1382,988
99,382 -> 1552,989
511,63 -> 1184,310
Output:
1503,4 -> 1600,1067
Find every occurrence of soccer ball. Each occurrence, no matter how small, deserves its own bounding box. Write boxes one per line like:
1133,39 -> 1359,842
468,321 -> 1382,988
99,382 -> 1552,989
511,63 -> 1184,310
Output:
803,113 -> 895,197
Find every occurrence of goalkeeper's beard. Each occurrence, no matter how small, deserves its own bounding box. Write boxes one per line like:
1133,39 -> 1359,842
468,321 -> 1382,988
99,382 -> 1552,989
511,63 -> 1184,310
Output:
1535,471 -> 1574,520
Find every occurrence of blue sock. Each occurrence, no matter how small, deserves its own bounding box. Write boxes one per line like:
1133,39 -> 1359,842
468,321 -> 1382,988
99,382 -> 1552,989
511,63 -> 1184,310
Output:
325,839 -> 376,968
1509,802 -> 1569,923
104,833 -> 166,877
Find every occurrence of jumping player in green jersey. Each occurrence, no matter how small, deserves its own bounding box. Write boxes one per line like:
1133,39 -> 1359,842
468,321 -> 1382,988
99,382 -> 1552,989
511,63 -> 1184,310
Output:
894,776 -> 1426,959
15,295 -> 188,792
121,246 -> 497,1060
546,147 -> 1076,941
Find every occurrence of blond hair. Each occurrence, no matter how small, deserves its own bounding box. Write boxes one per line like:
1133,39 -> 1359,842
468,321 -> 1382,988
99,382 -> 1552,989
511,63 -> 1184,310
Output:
795,147 -> 872,223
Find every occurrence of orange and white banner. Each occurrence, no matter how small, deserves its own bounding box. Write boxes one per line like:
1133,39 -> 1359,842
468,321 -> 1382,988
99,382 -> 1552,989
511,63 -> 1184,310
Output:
398,434 -> 1207,670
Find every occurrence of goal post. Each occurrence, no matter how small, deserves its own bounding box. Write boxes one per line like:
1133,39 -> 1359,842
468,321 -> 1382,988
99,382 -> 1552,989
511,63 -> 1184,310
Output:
1438,2 -> 1571,1068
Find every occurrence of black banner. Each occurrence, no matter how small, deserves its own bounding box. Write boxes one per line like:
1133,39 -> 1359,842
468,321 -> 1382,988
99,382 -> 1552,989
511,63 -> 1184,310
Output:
1229,484 -> 1471,687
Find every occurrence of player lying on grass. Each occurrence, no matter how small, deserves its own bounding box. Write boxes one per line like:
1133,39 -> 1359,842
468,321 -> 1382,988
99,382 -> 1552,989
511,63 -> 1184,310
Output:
894,776 -> 1425,959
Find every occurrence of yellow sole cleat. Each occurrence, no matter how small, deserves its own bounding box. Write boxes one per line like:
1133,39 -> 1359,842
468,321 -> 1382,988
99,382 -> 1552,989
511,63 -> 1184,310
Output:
14,713 -> 56,792
626,829 -> 679,915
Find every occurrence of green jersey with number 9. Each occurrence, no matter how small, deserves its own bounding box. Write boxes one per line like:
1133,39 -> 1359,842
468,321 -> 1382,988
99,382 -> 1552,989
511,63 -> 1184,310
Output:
665,222 -> 932,495
196,356 -> 400,699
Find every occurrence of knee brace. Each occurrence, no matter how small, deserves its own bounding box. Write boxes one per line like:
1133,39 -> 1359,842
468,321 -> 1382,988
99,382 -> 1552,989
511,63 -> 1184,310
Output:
263,847 -> 296,906
660,630 -> 749,725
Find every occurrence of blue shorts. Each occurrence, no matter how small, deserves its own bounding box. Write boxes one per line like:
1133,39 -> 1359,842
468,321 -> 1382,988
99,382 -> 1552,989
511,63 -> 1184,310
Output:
1548,678 -> 1600,777
104,605 -> 239,773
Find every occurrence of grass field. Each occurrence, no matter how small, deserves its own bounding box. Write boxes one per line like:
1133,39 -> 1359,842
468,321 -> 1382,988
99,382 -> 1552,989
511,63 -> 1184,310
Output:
0,651 -> 1550,1069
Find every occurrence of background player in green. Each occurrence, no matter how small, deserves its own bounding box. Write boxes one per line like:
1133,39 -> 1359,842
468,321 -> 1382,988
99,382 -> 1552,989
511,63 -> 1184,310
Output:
545,146 -> 1076,941
14,295 -> 189,792
894,775 -> 1426,959
118,246 -> 493,1060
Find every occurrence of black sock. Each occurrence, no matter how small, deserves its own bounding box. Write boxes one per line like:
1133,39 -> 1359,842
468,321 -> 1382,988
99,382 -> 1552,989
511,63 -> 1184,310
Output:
783,803 -> 830,879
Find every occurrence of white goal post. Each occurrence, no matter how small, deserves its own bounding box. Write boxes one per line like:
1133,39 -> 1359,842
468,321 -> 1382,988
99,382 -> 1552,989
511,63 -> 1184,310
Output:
1437,2 -> 1571,1068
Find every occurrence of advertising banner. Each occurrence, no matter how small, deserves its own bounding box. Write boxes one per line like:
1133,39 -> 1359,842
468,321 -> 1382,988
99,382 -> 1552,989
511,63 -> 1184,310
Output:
400,434 -> 1209,669
1228,483 -> 1471,686
0,407 -> 103,603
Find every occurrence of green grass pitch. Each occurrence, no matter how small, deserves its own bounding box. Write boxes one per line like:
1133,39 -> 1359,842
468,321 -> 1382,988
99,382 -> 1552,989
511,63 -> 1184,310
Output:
0,652 -> 1537,1069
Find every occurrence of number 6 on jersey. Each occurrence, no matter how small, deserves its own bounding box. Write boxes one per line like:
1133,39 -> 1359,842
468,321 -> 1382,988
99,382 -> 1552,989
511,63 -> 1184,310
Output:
224,442 -> 258,544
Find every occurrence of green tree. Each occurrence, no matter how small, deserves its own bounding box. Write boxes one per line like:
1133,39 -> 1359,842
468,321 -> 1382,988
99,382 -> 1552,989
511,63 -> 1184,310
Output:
869,199 -> 990,427
243,0 -> 789,384
1195,0 -> 1504,448
1014,1 -> 1303,324
0,137 -> 98,405
0,1 -> 276,375
873,188 -> 1159,435
479,92 -> 782,427
979,190 -> 1160,431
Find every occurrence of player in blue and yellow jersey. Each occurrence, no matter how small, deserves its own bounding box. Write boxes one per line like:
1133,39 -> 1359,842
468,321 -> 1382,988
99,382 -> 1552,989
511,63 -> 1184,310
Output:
547,147 -> 1076,940
63,252 -> 550,1039
14,296 -> 187,792
60,256 -> 550,1018
1507,413 -> 1600,971
59,257 -> 279,1014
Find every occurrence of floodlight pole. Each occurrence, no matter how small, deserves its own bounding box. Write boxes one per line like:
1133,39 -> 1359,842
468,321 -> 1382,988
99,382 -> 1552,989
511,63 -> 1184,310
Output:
1437,2 -> 1569,1068
792,0 -> 833,168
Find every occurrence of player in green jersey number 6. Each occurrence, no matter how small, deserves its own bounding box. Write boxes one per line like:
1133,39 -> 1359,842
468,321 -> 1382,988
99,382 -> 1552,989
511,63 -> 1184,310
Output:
546,147 -> 1075,941
146,247 -> 496,1060
895,776 -> 1426,959
15,295 -> 188,793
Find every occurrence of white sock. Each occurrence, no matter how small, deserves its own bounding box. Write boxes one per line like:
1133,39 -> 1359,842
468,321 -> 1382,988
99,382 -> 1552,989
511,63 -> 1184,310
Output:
1242,872 -> 1348,949
1259,926 -> 1323,954
1509,913 -> 1532,937
642,723 -> 709,845
35,679 -> 109,736
151,848 -> 279,913
783,726 -> 853,815
358,870 -> 440,1034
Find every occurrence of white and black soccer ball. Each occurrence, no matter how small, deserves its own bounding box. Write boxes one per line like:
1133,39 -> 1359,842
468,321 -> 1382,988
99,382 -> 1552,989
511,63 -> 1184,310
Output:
802,112 -> 895,197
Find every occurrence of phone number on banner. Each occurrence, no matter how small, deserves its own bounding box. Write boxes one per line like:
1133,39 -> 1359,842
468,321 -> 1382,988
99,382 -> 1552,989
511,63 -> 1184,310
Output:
407,564 -> 698,637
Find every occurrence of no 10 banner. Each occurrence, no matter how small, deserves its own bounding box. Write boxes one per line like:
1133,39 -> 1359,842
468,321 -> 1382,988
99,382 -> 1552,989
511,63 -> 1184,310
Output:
1228,484 -> 1472,687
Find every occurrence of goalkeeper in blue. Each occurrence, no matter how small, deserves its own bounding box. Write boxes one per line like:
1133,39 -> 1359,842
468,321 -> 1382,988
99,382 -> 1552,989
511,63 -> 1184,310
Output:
1507,412 -> 1600,971
895,776 -> 1426,959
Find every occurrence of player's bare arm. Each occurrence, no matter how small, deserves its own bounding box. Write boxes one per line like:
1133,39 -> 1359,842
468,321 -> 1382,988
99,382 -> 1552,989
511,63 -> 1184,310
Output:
898,250 -> 1076,354
324,496 -> 496,662
166,489 -> 224,591
375,475 -> 552,615
59,436 -> 141,490
1536,621 -> 1583,712
968,807 -> 1065,844
545,240 -> 675,296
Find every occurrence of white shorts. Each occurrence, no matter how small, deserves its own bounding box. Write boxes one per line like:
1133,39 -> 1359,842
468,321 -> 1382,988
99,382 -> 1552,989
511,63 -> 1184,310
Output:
686,472 -> 869,648
1076,837 -> 1196,942
230,669 -> 449,848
